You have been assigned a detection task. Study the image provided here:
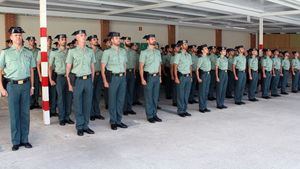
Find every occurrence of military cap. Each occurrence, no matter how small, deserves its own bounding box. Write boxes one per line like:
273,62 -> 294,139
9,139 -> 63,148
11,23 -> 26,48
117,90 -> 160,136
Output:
263,48 -> 271,52
143,34 -> 155,40
292,51 -> 299,55
26,36 -> 36,41
71,30 -> 86,36
218,47 -> 227,51
272,49 -> 279,53
198,44 -> 208,51
87,35 -> 98,41
54,34 -> 67,39
8,26 -> 25,34
120,36 -> 131,40
176,40 -> 188,46
208,46 -> 216,50
235,45 -> 244,50
108,32 -> 120,38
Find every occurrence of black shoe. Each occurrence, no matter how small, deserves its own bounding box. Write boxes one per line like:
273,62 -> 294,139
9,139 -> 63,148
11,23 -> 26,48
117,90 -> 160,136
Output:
193,100 -> 198,103
281,92 -> 288,95
178,113 -> 186,117
77,130 -> 84,136
50,112 -> 58,117
123,111 -> 129,116
12,144 -> 19,151
30,105 -> 35,110
253,98 -> 259,101
105,105 -> 108,110
199,109 -> 206,113
271,94 -> 280,97
83,128 -> 95,134
240,101 -> 246,104
134,101 -> 142,105
217,106 -> 223,109
22,143 -> 32,149
226,95 -> 234,98
153,116 -> 162,122
208,97 -> 216,101
262,96 -> 271,99
148,118 -> 156,123
157,106 -> 161,110
128,110 -> 136,115
235,102 -> 242,105
59,120 -> 66,126
222,105 -> 228,109
90,116 -> 96,121
249,98 -> 255,102
184,112 -> 192,116
166,97 -> 172,100
188,101 -> 194,104
117,123 -> 128,128
94,115 -> 105,120
204,108 -> 211,112
111,124 -> 118,130
292,90 -> 298,93
65,119 -> 75,124
172,103 -> 177,107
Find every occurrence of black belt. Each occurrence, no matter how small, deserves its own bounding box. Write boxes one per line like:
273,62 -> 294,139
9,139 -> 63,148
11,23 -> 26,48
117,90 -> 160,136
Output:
178,72 -> 190,77
218,69 -> 228,72
8,77 -> 30,84
112,72 -> 125,77
236,69 -> 245,72
199,70 -> 210,74
95,71 -> 101,76
251,70 -> 258,72
146,72 -> 159,77
126,69 -> 134,73
76,75 -> 91,80
57,74 -> 66,77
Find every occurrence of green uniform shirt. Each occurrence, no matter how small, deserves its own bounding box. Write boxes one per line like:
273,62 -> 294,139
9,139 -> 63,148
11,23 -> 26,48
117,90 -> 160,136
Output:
233,54 -> 246,71
101,46 -> 127,74
228,56 -> 234,71
93,47 -> 103,72
282,58 -> 290,70
248,56 -> 258,71
66,46 -> 96,77
162,53 -> 172,68
292,58 -> 300,70
197,55 -> 211,72
262,56 -> 273,71
0,46 -> 36,80
139,47 -> 162,74
272,56 -> 281,70
209,54 -> 218,70
170,55 -> 176,65
173,51 -> 192,74
49,48 -> 68,75
191,53 -> 198,71
28,47 -> 39,67
216,55 -> 228,71
125,48 -> 137,69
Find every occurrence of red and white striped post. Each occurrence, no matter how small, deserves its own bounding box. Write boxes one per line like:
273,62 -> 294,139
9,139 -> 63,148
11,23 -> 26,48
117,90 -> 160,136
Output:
40,0 -> 50,125
259,17 -> 264,57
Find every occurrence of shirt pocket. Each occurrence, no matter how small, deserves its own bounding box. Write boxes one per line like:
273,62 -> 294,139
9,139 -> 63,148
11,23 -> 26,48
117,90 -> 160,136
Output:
6,57 -> 19,67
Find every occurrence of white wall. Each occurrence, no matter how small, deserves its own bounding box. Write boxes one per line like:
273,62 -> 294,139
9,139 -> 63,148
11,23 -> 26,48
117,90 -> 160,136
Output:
222,30 -> 250,49
177,26 -> 215,46
16,15 -> 101,46
110,21 -> 168,46
0,14 -> 5,49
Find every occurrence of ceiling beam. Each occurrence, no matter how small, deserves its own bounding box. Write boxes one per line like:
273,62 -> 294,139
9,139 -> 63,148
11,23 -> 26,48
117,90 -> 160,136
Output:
102,2 -> 176,15
179,15 -> 245,21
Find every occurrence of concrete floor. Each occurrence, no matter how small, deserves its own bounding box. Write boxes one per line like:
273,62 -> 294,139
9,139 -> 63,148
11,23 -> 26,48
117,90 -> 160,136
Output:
0,91 -> 300,169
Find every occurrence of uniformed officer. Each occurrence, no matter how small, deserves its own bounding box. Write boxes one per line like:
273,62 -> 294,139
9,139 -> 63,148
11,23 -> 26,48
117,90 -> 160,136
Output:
271,49 -> 281,97
226,48 -> 235,98
291,51 -> 300,93
188,45 -> 199,104
139,34 -> 162,123
261,48 -> 274,99
162,45 -> 173,100
49,34 -> 74,126
281,51 -> 290,95
37,36 -> 58,117
102,38 -> 111,109
121,36 -> 138,116
26,36 -> 41,109
215,47 -> 228,109
0,27 -> 35,151
173,40 -> 192,117
247,48 -> 259,101
208,46 -> 218,100
232,45 -> 247,105
196,44 -> 211,113
87,35 -> 105,121
132,43 -> 143,106
101,32 -> 128,130
66,30 -> 95,136
170,44 -> 180,106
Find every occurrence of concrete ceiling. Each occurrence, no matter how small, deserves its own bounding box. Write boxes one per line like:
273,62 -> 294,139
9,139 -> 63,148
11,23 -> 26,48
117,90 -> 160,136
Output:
0,0 -> 300,33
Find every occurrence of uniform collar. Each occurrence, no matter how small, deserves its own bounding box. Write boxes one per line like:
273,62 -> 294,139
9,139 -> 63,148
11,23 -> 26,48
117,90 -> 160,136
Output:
11,45 -> 24,52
